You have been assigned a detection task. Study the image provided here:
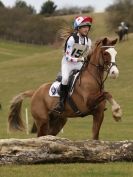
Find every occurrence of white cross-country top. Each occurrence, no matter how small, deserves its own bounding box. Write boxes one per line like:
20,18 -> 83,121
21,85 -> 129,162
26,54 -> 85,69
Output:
64,33 -> 92,62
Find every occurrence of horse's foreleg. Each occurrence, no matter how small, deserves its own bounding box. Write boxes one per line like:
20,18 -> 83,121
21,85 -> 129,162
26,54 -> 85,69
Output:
104,92 -> 122,121
92,102 -> 105,140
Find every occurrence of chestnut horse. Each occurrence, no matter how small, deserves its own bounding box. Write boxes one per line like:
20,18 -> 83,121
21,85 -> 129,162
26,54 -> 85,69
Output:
8,37 -> 122,140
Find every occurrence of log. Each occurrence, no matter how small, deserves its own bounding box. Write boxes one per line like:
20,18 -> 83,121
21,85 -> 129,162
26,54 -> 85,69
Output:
0,136 -> 133,165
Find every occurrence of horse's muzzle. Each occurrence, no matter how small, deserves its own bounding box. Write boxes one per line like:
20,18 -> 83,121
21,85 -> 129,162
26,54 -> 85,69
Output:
109,65 -> 119,79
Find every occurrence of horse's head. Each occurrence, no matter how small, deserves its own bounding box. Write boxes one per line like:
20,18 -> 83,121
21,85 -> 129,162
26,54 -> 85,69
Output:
94,37 -> 119,79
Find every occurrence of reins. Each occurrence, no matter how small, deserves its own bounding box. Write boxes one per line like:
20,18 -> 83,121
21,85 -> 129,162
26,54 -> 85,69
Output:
82,45 -> 117,91
78,58 -> 89,85
88,62 -> 106,91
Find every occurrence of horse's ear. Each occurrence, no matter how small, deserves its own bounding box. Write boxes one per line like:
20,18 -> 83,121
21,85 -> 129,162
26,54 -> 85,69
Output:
95,39 -> 101,46
102,37 -> 108,46
111,38 -> 118,45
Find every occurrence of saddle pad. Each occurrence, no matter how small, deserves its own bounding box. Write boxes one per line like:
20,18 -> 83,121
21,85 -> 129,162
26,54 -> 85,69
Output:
49,72 -> 79,97
49,81 -> 60,97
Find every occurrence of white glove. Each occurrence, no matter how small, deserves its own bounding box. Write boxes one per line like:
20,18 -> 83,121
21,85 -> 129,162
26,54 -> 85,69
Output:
78,57 -> 84,62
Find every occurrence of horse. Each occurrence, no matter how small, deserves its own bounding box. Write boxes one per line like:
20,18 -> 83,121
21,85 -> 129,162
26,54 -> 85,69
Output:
8,37 -> 122,140
116,27 -> 129,42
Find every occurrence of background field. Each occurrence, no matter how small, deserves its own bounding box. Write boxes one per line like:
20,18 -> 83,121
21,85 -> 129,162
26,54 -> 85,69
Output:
0,12 -> 133,177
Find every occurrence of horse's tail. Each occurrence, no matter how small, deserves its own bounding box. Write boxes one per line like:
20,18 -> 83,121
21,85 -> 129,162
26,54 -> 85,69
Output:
8,90 -> 35,132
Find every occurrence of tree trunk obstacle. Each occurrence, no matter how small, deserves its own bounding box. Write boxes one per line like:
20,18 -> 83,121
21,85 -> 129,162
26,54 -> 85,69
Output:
0,136 -> 133,165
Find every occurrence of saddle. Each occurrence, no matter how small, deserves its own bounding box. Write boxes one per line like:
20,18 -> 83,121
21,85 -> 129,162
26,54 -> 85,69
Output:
55,69 -> 79,95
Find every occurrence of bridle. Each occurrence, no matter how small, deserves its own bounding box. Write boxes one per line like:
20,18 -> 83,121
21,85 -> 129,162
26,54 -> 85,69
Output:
88,45 -> 118,91
90,45 -> 117,70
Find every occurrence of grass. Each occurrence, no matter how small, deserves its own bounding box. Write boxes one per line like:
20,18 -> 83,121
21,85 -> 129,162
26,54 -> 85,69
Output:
0,12 -> 133,176
0,163 -> 133,177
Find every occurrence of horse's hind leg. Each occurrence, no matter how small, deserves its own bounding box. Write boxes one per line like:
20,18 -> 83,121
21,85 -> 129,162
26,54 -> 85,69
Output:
48,113 -> 67,135
92,102 -> 105,140
35,116 -> 49,137
31,101 -> 49,137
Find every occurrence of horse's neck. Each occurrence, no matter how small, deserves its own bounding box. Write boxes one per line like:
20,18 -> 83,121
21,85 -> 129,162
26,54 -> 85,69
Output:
87,50 -> 104,79
79,48 -> 104,93
75,49 -> 105,102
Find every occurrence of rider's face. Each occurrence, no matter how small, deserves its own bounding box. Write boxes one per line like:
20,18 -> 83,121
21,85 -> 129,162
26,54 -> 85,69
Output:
78,26 -> 90,36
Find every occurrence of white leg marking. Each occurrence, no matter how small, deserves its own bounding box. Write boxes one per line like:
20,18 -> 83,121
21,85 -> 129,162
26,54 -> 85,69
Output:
111,99 -> 122,121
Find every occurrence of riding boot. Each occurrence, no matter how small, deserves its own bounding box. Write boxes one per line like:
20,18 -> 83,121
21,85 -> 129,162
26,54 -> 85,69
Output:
54,84 -> 68,113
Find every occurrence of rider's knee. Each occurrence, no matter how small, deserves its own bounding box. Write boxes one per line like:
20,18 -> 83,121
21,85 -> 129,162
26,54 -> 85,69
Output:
62,77 -> 68,85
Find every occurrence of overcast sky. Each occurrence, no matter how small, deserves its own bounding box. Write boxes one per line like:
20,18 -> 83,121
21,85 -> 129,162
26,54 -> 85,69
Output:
3,0 -> 115,12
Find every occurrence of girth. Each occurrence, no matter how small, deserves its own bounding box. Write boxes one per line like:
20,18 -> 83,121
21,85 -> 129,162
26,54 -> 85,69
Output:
66,92 -> 106,117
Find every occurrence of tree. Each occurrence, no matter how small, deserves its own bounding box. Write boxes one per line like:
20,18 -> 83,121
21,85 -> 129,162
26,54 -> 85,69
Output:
81,6 -> 94,13
14,0 -> 36,14
0,136 -> 133,164
15,0 -> 27,8
56,6 -> 94,16
0,1 -> 4,8
26,5 -> 36,14
40,0 -> 57,15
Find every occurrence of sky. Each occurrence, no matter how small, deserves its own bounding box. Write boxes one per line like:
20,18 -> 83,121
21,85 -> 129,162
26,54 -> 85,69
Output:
2,0 -> 115,12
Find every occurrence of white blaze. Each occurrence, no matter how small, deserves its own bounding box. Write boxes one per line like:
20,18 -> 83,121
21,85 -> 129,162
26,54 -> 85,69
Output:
105,48 -> 119,79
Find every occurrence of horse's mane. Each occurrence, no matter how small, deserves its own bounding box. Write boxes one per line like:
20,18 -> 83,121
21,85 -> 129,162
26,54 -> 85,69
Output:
94,37 -> 107,47
81,38 -> 104,70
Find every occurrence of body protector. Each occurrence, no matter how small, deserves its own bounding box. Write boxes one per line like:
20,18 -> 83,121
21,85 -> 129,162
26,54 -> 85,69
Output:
64,32 -> 92,62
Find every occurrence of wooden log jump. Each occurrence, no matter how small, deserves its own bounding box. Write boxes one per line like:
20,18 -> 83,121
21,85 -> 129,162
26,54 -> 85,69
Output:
0,136 -> 133,165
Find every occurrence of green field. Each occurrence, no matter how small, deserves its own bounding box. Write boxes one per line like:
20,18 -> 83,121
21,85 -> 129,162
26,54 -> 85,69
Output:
0,12 -> 133,177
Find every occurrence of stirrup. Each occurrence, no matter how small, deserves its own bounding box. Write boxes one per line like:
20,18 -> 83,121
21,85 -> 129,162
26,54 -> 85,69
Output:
53,108 -> 62,114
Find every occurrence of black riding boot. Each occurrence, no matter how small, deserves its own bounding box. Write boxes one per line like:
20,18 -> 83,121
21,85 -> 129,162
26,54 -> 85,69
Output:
54,84 -> 68,113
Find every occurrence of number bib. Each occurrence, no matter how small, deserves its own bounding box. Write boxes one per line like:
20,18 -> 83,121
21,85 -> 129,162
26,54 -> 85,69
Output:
71,44 -> 88,58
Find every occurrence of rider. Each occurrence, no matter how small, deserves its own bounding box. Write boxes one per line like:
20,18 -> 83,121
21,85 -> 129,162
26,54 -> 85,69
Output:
118,21 -> 128,31
55,16 -> 93,113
